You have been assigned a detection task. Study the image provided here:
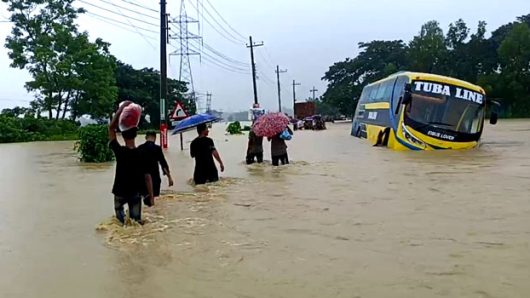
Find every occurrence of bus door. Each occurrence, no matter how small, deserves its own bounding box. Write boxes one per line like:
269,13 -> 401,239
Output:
391,76 -> 410,128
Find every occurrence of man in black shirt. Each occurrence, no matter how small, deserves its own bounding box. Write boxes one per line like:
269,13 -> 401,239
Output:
108,101 -> 154,224
190,123 -> 224,185
138,131 -> 173,204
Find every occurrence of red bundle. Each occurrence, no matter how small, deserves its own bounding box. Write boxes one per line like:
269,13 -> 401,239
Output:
118,103 -> 142,132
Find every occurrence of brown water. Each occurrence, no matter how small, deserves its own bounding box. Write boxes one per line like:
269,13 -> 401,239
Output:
0,120 -> 529,298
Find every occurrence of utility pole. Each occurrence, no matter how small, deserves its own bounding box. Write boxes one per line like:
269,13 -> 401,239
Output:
310,86 -> 319,101
275,65 -> 287,112
160,0 -> 169,149
292,80 -> 300,117
246,36 -> 263,106
206,92 -> 212,114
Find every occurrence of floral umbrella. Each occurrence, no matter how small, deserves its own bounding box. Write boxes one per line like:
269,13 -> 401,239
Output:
252,112 -> 290,137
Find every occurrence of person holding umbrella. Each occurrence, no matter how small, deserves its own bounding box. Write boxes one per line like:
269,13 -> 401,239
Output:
190,123 -> 225,185
269,125 -> 293,166
252,112 -> 293,167
171,113 -> 224,185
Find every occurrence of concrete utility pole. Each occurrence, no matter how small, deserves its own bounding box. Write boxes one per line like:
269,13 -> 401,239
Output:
160,0 -> 169,148
275,65 -> 287,112
310,86 -> 319,101
246,36 -> 264,106
206,92 -> 212,114
292,80 -> 301,117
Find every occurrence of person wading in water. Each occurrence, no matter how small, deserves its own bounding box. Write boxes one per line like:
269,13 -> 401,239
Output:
138,131 -> 174,206
246,129 -> 263,164
269,126 -> 293,166
108,101 -> 154,224
190,123 -> 225,184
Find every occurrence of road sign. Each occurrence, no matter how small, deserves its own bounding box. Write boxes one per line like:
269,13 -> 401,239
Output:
170,101 -> 188,120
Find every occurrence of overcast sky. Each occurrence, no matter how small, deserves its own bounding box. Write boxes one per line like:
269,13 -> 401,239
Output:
1,0 -> 529,113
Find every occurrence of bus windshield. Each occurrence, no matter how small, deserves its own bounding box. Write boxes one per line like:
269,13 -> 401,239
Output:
406,89 -> 485,134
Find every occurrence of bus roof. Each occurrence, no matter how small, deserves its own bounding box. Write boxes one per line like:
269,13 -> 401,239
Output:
367,71 -> 485,94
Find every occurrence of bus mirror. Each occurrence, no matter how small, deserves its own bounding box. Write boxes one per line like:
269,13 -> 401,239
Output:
402,91 -> 412,105
489,112 -> 498,125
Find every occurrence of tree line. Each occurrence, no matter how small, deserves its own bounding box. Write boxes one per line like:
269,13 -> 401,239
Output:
321,14 -> 530,118
1,0 -> 194,126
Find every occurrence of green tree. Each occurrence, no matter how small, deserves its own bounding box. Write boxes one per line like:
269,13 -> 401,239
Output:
321,40 -> 409,116
445,19 -> 471,79
496,23 -> 530,116
409,20 -> 448,74
115,62 -> 189,128
68,35 -> 117,120
1,106 -> 29,117
3,0 -> 117,120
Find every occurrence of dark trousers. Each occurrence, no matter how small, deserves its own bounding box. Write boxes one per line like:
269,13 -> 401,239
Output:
272,153 -> 289,166
194,167 -> 219,185
114,194 -> 142,224
246,152 -> 263,164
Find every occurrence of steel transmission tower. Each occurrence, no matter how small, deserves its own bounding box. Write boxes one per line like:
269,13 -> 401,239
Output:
171,0 -> 201,112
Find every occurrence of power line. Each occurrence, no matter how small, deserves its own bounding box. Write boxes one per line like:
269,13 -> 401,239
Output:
78,0 -> 158,28
201,42 -> 248,67
118,0 -> 158,13
256,51 -> 275,71
186,0 -> 244,43
256,65 -> 275,84
93,0 -> 158,21
185,0 -> 243,45
170,24 -> 248,67
112,2 -> 157,49
170,43 -> 250,75
85,11 -> 158,34
257,71 -> 275,86
169,26 -> 248,70
204,0 -> 246,40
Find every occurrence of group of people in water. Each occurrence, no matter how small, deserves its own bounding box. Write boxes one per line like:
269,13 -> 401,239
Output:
246,126 -> 293,166
109,102 -> 292,224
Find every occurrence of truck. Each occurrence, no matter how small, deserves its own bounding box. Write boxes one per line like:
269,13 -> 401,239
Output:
294,102 -> 316,119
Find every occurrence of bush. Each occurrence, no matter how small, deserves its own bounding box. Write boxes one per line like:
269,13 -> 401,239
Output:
242,125 -> 251,131
0,115 -> 78,143
76,125 -> 114,162
226,121 -> 242,135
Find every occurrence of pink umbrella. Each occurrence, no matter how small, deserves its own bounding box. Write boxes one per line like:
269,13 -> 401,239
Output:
252,112 -> 290,137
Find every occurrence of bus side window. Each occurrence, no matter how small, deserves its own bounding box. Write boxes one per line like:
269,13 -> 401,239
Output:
392,76 -> 409,114
370,84 -> 381,102
375,83 -> 386,101
383,80 -> 394,102
360,86 -> 371,103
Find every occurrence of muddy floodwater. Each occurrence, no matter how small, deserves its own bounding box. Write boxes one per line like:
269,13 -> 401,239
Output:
0,120 -> 529,298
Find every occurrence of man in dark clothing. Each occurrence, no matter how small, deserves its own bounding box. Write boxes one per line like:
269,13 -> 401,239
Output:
108,101 -> 154,224
269,126 -> 293,166
138,131 -> 173,205
246,130 -> 263,164
190,123 -> 224,185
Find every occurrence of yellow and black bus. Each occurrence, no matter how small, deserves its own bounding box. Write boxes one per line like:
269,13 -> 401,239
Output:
351,72 -> 497,150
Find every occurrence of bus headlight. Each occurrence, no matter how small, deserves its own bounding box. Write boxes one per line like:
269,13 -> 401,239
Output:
401,123 -> 426,149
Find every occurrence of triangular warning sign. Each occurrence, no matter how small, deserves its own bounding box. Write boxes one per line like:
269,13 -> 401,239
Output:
170,102 -> 188,120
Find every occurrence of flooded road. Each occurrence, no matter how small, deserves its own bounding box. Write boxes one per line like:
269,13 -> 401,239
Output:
1,120 -> 529,298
